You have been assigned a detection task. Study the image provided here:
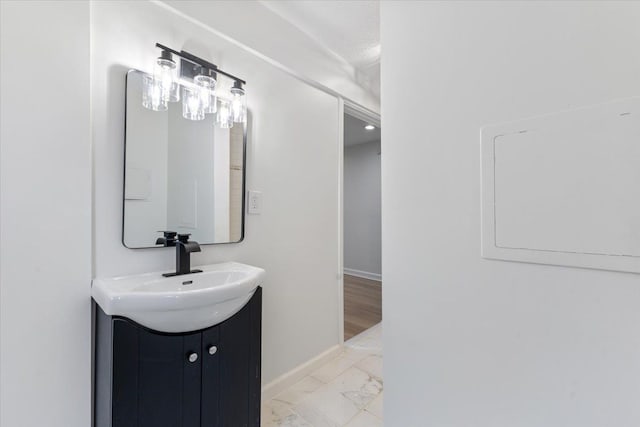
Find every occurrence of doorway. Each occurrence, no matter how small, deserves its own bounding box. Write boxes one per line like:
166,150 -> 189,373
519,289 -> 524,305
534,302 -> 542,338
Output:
342,110 -> 382,340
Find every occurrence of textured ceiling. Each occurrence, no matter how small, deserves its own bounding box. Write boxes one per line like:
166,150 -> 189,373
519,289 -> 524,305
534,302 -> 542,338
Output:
260,0 -> 380,96
344,114 -> 380,147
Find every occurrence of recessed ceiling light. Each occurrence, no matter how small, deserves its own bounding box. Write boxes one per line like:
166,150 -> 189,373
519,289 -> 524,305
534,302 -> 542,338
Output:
364,124 -> 375,130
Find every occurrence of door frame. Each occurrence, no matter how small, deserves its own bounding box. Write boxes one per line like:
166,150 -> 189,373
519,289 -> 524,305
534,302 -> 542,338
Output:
338,99 -> 382,345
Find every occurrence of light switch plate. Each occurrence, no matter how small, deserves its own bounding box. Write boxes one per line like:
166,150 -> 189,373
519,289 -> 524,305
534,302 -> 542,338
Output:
247,191 -> 262,214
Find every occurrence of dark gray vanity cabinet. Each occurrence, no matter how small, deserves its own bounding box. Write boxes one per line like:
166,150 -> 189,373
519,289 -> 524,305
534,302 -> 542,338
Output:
94,288 -> 262,427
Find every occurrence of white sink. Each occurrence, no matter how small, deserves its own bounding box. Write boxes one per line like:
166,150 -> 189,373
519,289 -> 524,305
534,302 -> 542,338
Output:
92,262 -> 265,333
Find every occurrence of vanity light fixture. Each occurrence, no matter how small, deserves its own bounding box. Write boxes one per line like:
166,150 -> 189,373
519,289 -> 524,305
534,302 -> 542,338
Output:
182,86 -> 205,121
216,99 -> 234,129
364,124 -> 375,130
156,49 -> 180,102
142,43 -> 247,128
194,67 -> 217,115
142,49 -> 179,111
230,81 -> 247,123
142,74 -> 168,111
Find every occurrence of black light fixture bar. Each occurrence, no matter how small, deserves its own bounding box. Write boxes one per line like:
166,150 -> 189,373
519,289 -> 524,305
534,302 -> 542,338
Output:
155,43 -> 246,85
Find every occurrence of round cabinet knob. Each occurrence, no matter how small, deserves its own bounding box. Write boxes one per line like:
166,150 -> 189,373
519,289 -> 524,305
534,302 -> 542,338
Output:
208,345 -> 218,355
188,352 -> 198,363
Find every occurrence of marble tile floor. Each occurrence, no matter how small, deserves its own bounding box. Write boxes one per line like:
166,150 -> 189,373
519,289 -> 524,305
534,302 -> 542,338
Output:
262,323 -> 383,427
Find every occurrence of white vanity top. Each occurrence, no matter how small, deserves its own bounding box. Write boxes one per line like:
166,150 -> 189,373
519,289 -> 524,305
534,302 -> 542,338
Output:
92,262 -> 266,333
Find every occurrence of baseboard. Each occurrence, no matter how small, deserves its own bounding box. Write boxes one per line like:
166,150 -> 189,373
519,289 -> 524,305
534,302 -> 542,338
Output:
344,268 -> 382,282
261,344 -> 342,401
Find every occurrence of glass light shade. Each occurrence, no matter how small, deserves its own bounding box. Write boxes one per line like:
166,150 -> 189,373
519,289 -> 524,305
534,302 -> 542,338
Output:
230,86 -> 246,123
182,86 -> 205,121
201,90 -> 217,114
195,75 -> 217,114
155,57 -> 179,102
194,74 -> 216,88
216,99 -> 234,128
142,74 -> 168,111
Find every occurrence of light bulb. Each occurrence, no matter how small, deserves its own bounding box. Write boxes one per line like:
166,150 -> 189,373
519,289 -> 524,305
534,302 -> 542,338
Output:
201,89 -> 217,114
155,51 -> 179,102
142,73 -> 168,111
194,72 -> 217,114
230,81 -> 246,123
182,86 -> 204,120
216,99 -> 234,128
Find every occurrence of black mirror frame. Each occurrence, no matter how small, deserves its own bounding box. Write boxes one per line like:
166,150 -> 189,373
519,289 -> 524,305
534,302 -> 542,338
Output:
121,69 -> 247,249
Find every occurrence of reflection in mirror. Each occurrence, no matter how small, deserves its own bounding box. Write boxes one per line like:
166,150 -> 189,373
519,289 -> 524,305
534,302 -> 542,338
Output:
123,70 -> 245,248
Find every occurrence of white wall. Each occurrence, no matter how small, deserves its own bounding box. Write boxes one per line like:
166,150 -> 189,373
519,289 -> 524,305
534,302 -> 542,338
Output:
382,2 -> 640,426
0,2 -> 91,427
344,140 -> 381,277
92,1 -> 341,386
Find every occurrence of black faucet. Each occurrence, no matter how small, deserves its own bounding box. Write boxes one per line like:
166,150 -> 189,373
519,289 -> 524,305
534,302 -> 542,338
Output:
156,231 -> 203,277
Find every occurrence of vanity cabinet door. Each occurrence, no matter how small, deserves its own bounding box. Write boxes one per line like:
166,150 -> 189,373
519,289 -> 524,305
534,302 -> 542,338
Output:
203,287 -> 262,427
111,319 -> 202,427
201,325 -> 221,427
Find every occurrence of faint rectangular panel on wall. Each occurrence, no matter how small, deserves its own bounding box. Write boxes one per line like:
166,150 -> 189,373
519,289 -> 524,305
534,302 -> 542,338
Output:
481,97 -> 640,273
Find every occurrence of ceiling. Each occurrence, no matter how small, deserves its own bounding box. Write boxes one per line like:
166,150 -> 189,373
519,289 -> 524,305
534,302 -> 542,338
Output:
344,114 -> 380,147
259,0 -> 380,97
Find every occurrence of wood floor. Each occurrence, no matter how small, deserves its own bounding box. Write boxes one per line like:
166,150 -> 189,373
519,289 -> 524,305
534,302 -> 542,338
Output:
344,274 -> 382,340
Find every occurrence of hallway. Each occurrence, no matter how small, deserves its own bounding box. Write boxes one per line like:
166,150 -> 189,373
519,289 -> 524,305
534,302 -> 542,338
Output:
262,324 -> 383,426
344,275 -> 382,340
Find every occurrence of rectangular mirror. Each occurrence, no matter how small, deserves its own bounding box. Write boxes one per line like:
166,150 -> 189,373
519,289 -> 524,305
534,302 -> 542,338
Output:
123,70 -> 245,248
